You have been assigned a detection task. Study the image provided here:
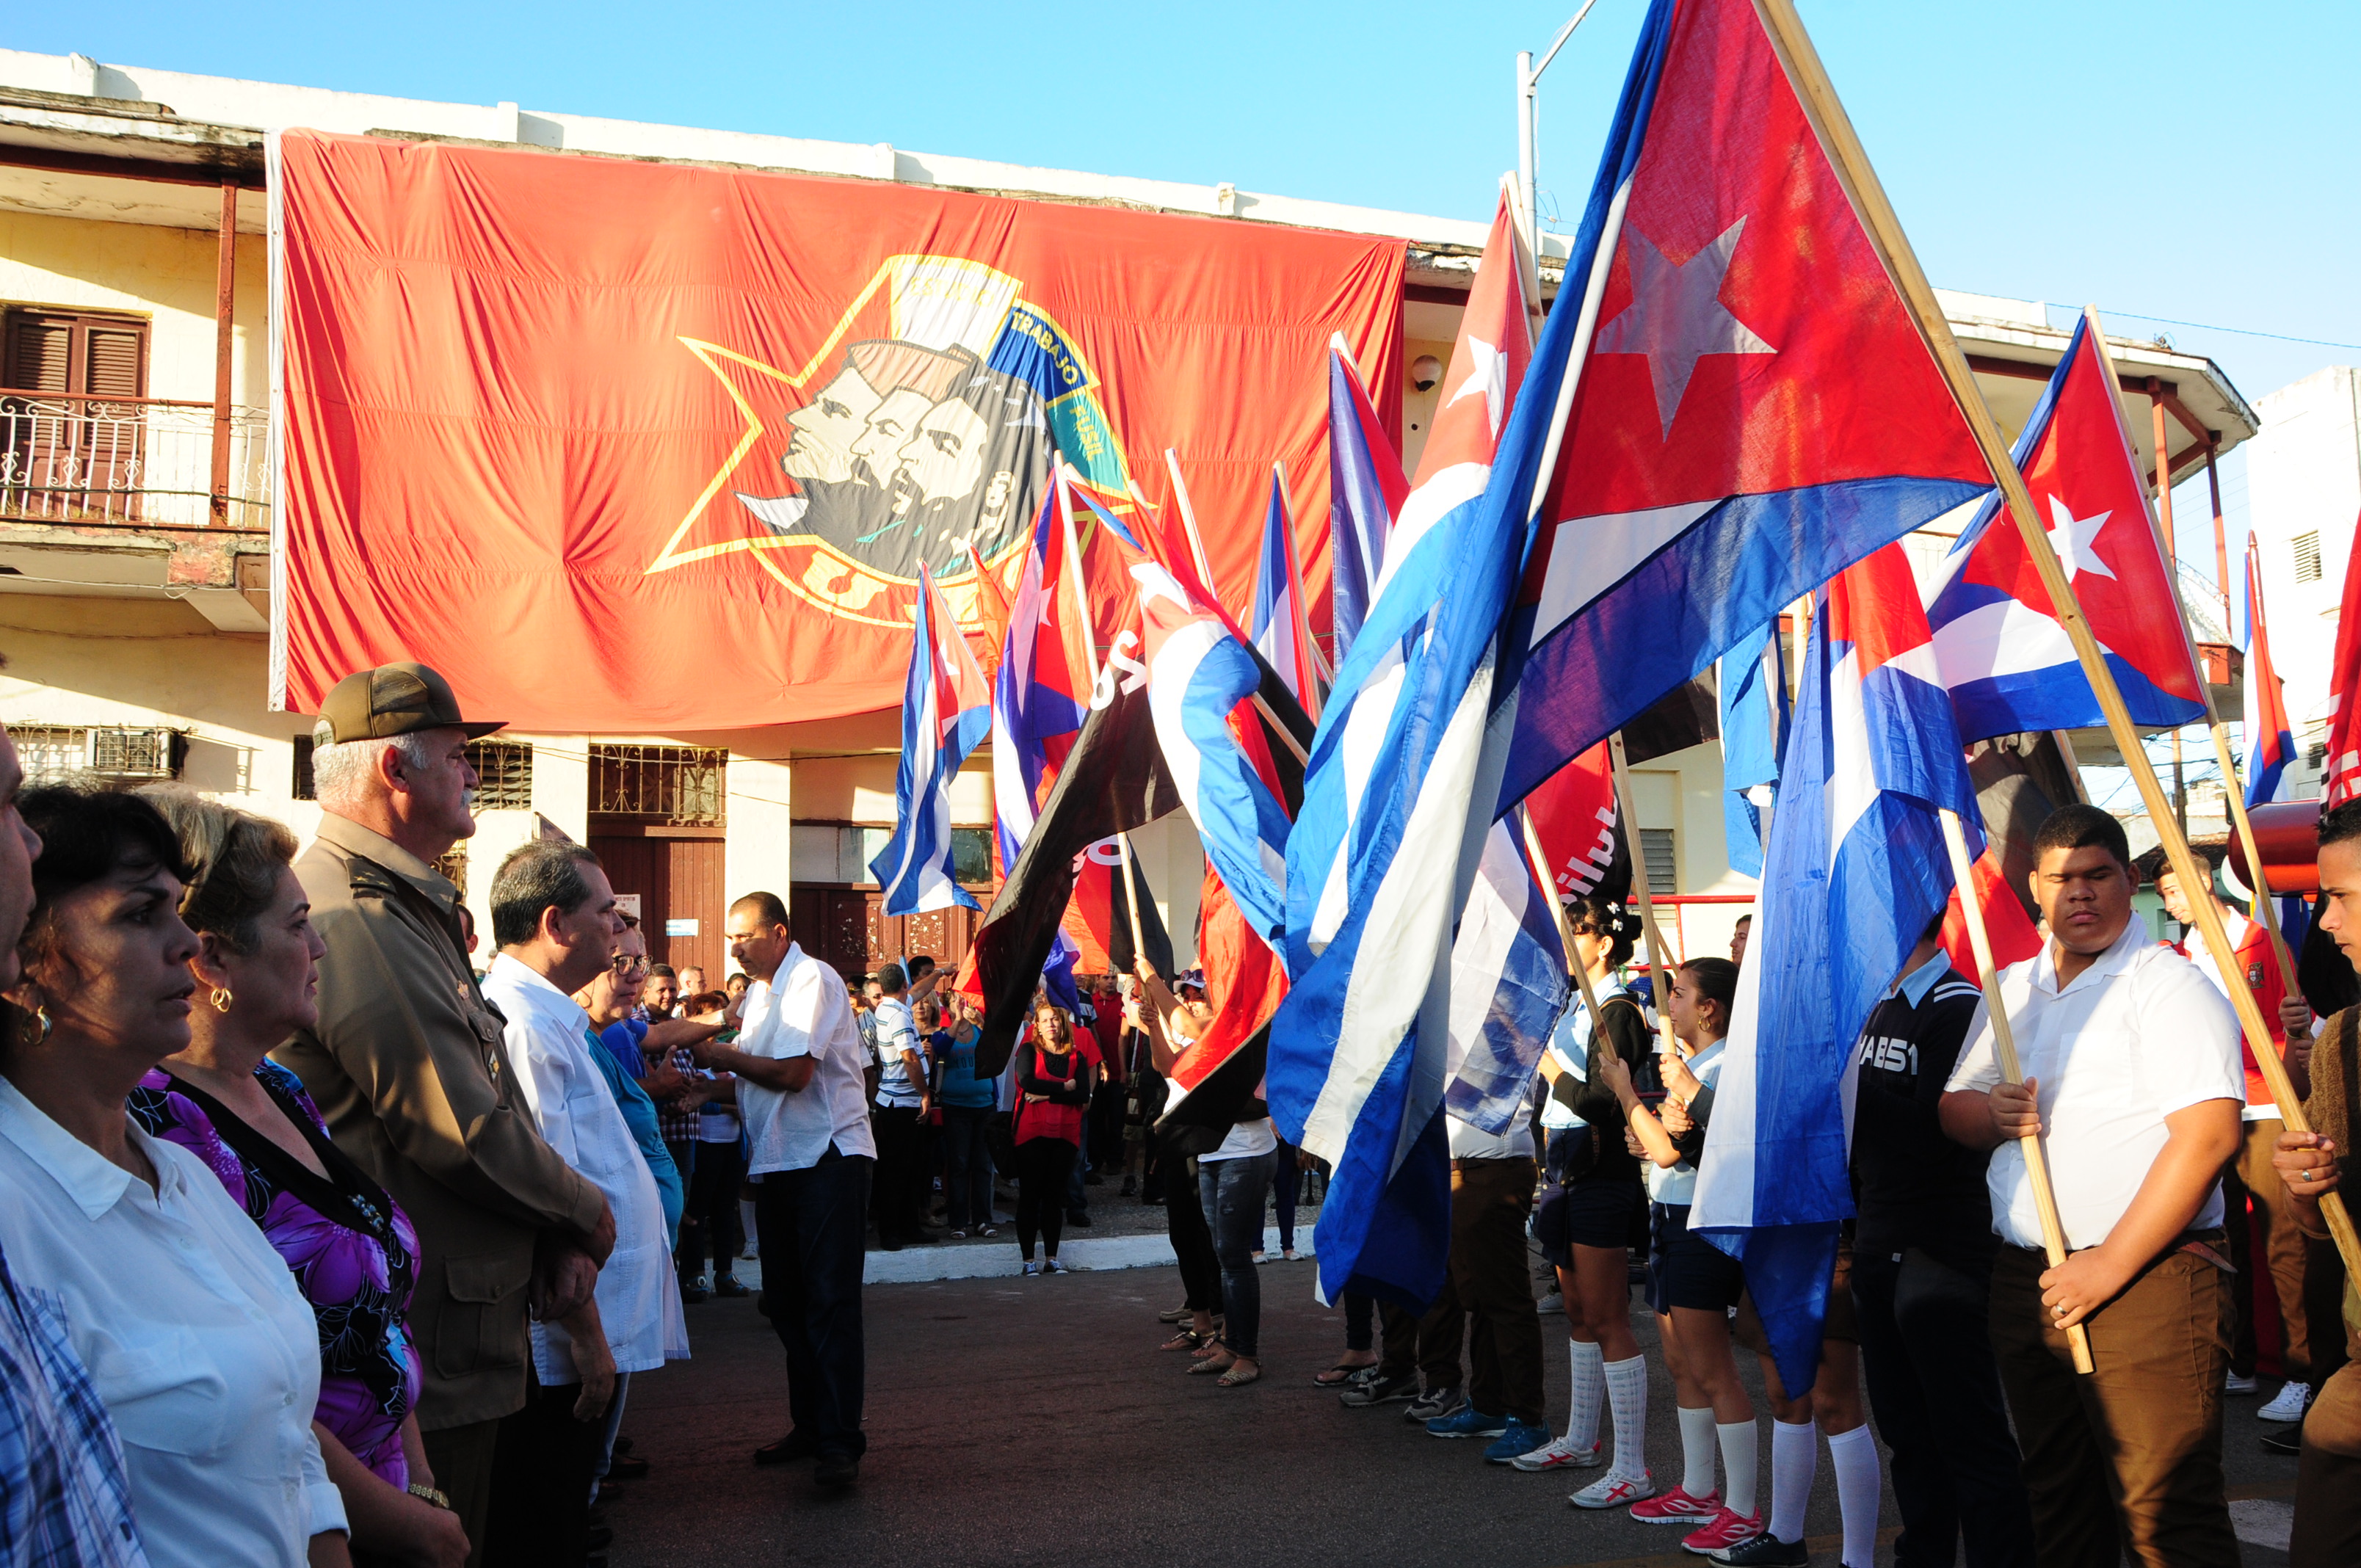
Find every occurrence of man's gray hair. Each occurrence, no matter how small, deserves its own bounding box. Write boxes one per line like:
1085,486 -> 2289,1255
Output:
311,732 -> 438,810
490,840 -> 603,949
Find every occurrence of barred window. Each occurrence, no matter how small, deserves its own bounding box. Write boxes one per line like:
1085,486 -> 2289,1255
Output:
291,734 -> 316,801
465,738 -> 533,810
434,848 -> 468,898
11,725 -> 87,785
2295,531 -> 2324,584
590,744 -> 726,826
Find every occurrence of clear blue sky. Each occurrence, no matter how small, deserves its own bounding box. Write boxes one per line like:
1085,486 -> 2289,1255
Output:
23,0 -> 2357,569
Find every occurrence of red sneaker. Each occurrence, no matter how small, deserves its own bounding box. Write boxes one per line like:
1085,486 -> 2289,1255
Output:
1628,1486 -> 1719,1525
1681,1507 -> 1763,1556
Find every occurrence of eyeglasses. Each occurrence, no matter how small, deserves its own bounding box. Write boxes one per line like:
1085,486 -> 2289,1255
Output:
612,956 -> 648,975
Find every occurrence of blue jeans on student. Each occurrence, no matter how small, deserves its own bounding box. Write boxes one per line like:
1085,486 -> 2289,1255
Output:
752,1147 -> 872,1459
1200,1150 -> 1277,1360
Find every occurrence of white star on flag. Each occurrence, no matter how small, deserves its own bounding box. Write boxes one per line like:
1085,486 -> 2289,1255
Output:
1443,335 -> 1507,438
2044,494 -> 2116,583
1593,217 -> 1777,439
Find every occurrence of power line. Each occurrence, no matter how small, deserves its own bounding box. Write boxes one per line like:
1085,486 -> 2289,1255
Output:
2097,308 -> 2361,355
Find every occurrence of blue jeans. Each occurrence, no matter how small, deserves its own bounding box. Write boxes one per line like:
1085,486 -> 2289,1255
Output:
939,1105 -> 996,1229
752,1147 -> 872,1459
1200,1150 -> 1277,1360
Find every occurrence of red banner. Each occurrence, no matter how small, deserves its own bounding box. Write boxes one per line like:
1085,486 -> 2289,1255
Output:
273,131 -> 1404,727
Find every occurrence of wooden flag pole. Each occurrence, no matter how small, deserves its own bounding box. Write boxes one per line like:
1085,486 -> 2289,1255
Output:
1939,809 -> 2095,1373
1752,0 -> 2361,1276
1117,832 -> 1149,966
1162,448 -> 1219,598
1606,732 -> 1683,1059
2077,310 -> 2302,996
1520,806 -> 1608,1026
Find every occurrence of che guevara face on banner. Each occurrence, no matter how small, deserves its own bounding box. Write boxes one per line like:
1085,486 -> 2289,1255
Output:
657,253 -> 1115,630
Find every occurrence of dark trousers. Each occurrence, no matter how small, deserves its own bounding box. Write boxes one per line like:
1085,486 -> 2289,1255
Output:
1344,1291 -> 1375,1354
2305,1235 -> 2350,1390
1449,1155 -> 1545,1426
871,1105 -> 926,1240
681,1136 -> 744,1280
1065,1117 -> 1089,1213
753,1150 -> 871,1459
1015,1136 -> 1076,1259
1379,1280 -> 1465,1390
2293,1358 -> 2361,1567
665,1139 -> 697,1273
1853,1246 -> 2036,1568
420,1417 -> 500,1568
1162,1143 -> 1223,1310
1989,1244 -> 2237,1568
1271,1141 -> 1299,1251
1202,1150 -> 1277,1358
483,1364 -> 604,1567
939,1106 -> 995,1229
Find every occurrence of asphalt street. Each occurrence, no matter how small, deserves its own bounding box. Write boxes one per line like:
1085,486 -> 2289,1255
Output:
598,1254 -> 2300,1568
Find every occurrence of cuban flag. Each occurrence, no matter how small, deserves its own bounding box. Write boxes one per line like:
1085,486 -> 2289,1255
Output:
2243,531 -> 2296,806
871,564 -> 993,914
1718,619 -> 1789,879
1441,821 -> 1570,1135
1328,341 -> 1409,663
1492,0 -> 1992,815
1135,559 -> 1295,943
1251,471 -> 1320,708
1268,188 -> 1538,1310
990,487 -> 1092,873
1693,543 -> 1979,1395
1926,314 -> 2207,742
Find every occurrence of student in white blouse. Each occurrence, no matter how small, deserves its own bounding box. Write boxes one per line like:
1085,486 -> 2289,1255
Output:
476,842 -> 686,1564
0,785 -> 350,1568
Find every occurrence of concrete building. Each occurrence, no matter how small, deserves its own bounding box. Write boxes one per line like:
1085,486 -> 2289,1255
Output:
0,48 -> 2261,979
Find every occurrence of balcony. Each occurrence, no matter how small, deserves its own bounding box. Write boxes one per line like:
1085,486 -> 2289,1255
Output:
0,390 -> 269,531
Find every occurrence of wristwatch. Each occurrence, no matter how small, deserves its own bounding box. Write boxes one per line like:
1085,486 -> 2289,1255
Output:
406,1484 -> 453,1511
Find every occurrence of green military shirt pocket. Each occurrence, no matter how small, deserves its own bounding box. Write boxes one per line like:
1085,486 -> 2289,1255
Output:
434,1251 -> 532,1379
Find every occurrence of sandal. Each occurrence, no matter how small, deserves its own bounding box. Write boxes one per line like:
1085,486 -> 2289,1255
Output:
978,1226 -> 999,1238
946,1229 -> 967,1240
1186,1355 -> 1236,1376
1216,1362 -> 1262,1387
1159,1328 -> 1209,1352
1312,1360 -> 1379,1386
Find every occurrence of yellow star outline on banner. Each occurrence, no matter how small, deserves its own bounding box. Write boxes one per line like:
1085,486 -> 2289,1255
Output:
645,265 -> 896,581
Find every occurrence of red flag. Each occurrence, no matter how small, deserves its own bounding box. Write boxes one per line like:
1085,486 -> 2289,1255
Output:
1521,742 -> 1628,904
2323,509 -> 2361,805
1160,863 -> 1288,1130
1940,846 -> 2042,977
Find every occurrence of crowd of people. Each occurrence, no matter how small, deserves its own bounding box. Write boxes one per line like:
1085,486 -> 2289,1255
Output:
7,660 -> 2361,1568
0,663 -> 884,1568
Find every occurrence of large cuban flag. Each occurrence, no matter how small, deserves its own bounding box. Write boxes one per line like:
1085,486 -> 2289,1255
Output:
1693,542 -> 1979,1395
1268,188 -> 1538,1310
1718,619 -> 1789,879
871,563 -> 993,913
1925,313 -> 2208,742
1251,472 -> 1320,708
2243,531 -> 2296,807
1135,559 -> 1295,943
1441,821 -> 1570,1136
1493,0 -> 1992,814
1327,341 -> 1409,663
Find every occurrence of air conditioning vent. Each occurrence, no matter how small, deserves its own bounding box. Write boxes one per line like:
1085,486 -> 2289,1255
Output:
86,727 -> 184,780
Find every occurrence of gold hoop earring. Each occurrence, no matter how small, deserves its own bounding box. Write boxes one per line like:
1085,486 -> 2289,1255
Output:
208,987 -> 233,1014
15,1006 -> 48,1046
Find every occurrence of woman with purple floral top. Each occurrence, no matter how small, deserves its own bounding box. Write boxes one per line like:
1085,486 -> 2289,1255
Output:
128,789 -> 467,1568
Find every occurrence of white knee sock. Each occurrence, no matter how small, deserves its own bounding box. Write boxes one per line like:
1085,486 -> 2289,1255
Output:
1567,1340 -> 1606,1448
1768,1419 -> 1815,1541
1827,1423 -> 1882,1567
1717,1418 -> 1760,1517
1604,1354 -> 1650,1480
1678,1404 -> 1719,1498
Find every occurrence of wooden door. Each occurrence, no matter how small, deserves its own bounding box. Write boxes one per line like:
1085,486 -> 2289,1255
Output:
786,886 -> 980,980
593,834 -> 725,984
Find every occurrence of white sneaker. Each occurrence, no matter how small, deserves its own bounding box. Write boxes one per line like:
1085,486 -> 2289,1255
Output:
1570,1470 -> 1655,1510
2224,1370 -> 2258,1395
1512,1435 -> 1605,1472
2259,1381 -> 2311,1422
1021,1260 -> 1042,1277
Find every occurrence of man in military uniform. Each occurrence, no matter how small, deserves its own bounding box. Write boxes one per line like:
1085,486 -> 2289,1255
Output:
273,663 -> 614,1566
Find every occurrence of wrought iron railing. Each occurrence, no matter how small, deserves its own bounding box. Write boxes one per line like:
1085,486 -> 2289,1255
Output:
0,390 -> 270,529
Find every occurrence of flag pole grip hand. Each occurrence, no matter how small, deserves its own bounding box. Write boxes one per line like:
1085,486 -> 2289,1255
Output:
1937,810 -> 2094,1373
1520,807 -> 1606,1026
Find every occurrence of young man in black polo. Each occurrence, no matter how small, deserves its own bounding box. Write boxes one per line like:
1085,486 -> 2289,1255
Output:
1844,915 -> 2035,1568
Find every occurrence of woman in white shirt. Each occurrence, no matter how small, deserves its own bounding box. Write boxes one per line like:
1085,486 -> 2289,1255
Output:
0,785 -> 350,1568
